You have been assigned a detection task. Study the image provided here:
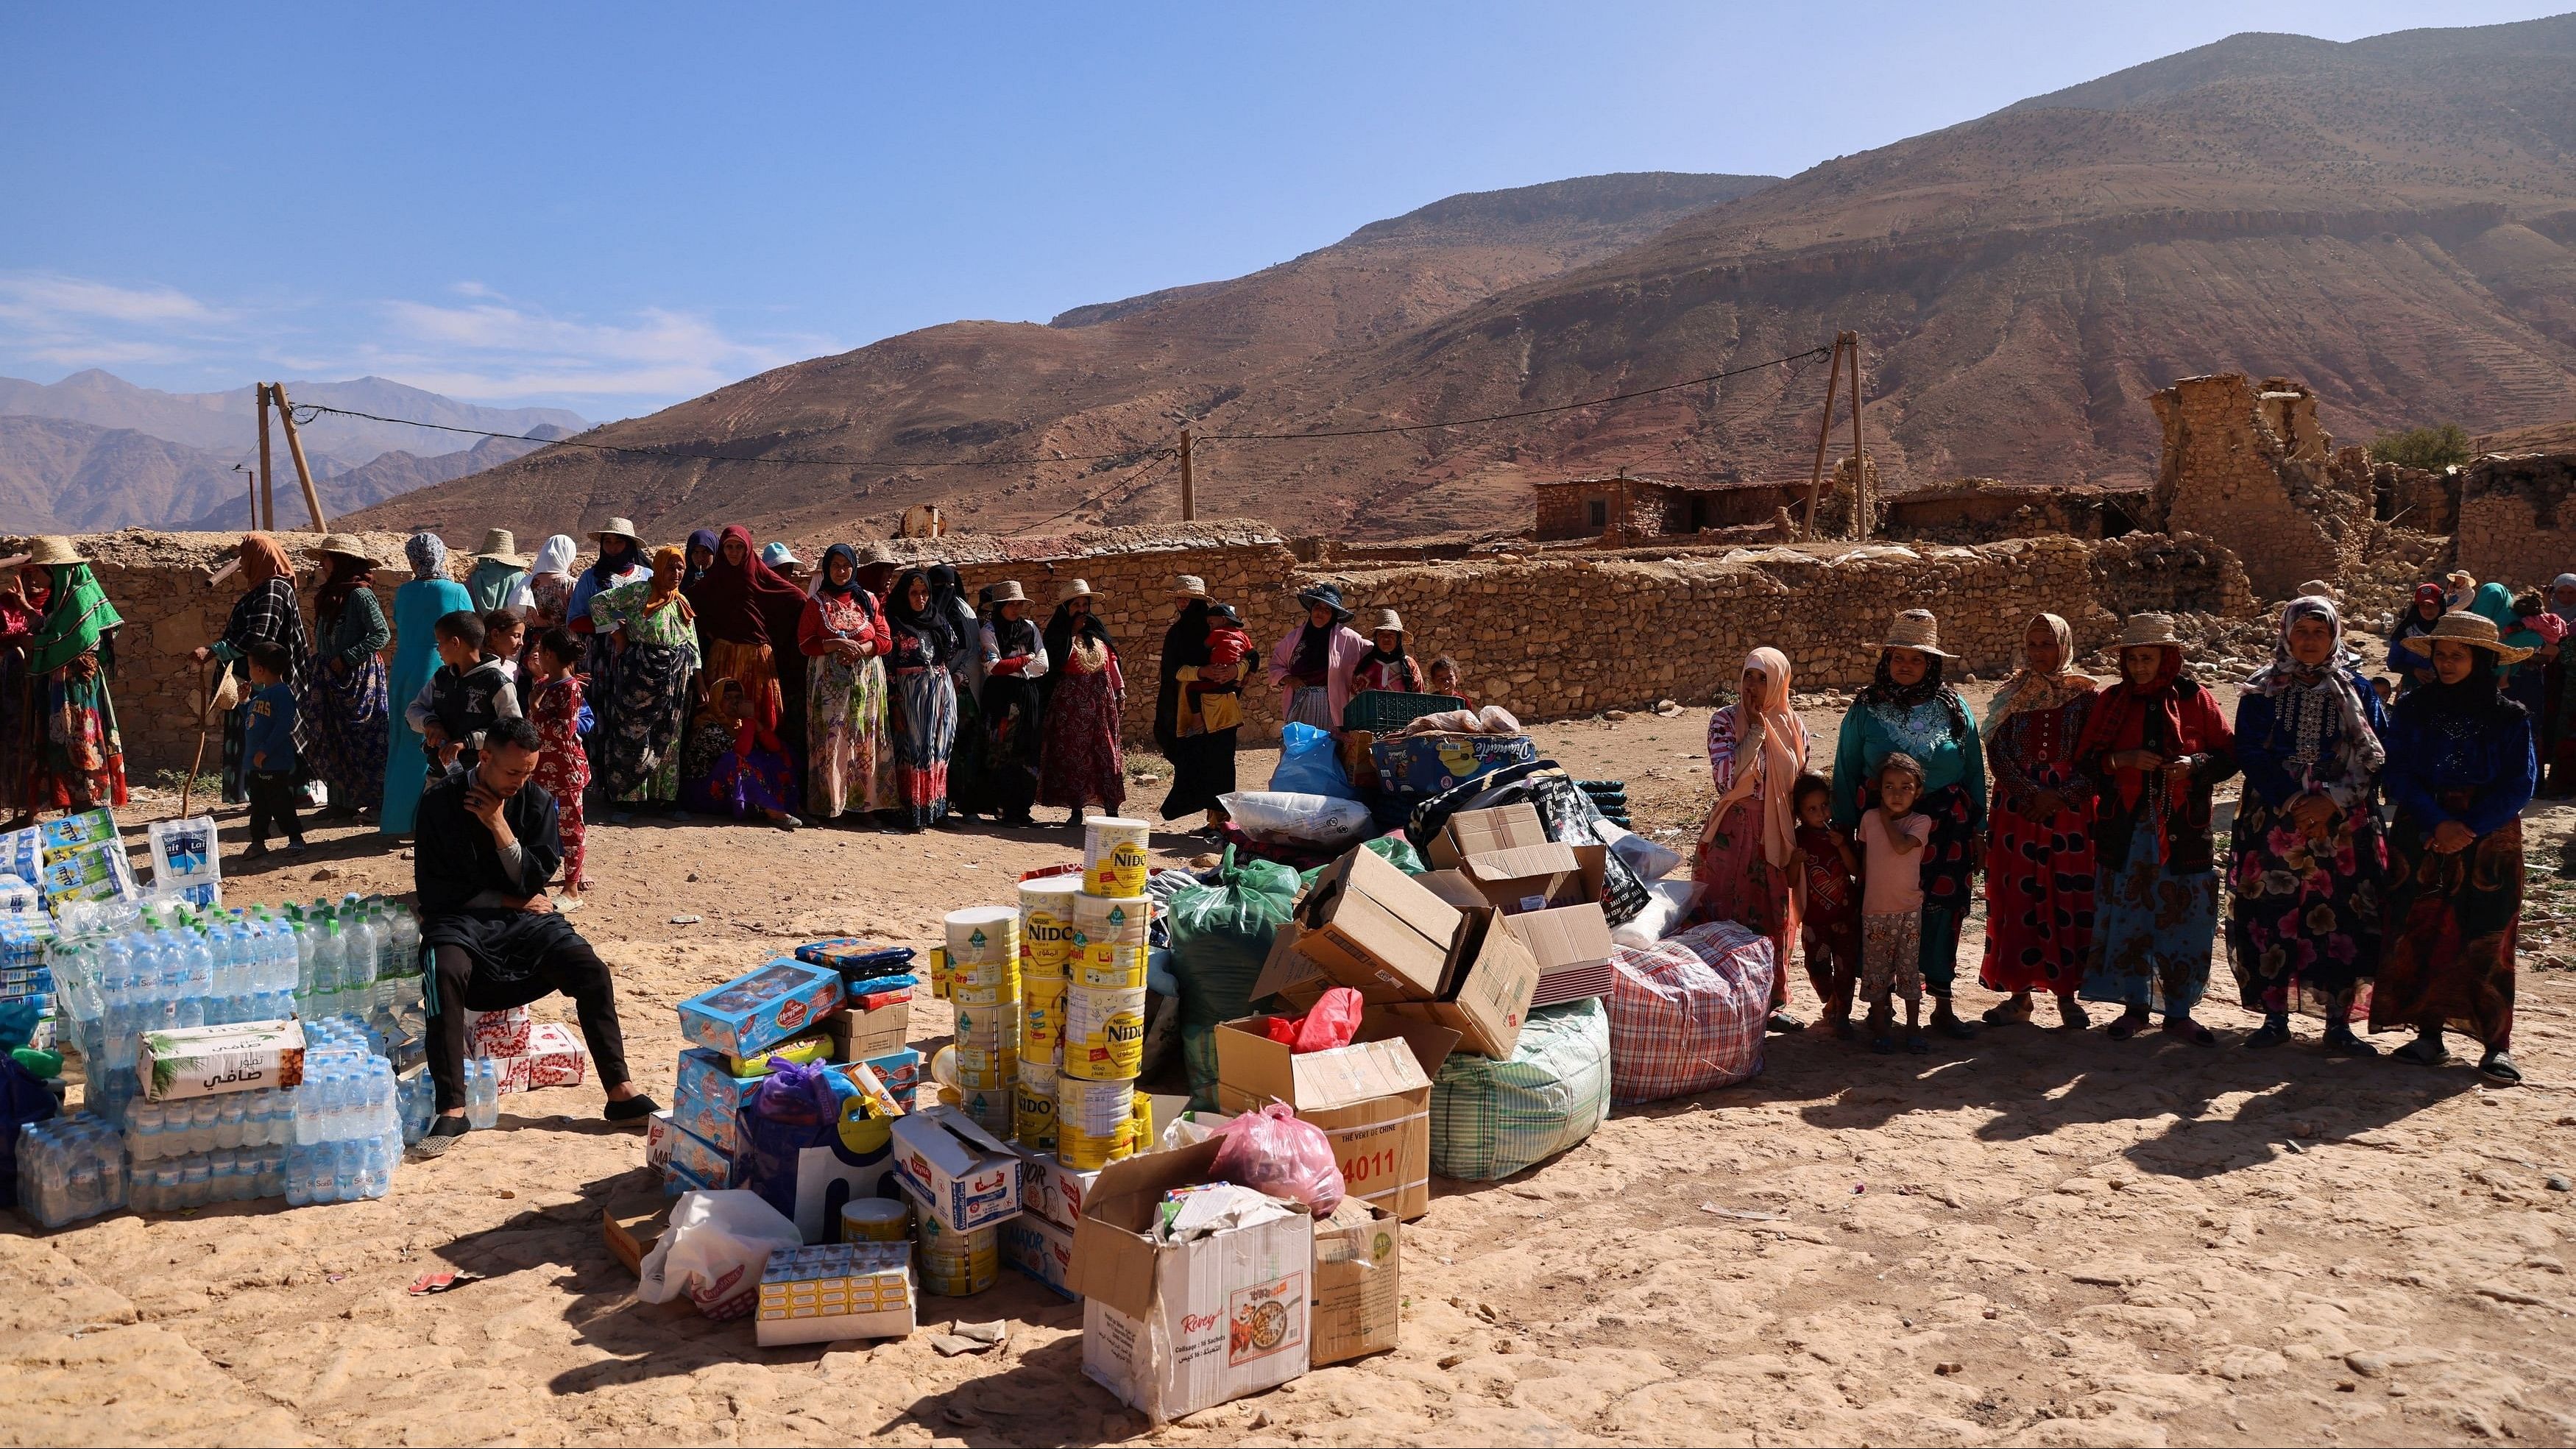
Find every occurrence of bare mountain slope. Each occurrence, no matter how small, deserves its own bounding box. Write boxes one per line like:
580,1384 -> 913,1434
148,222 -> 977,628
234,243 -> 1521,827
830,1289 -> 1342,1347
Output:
0,416 -> 247,533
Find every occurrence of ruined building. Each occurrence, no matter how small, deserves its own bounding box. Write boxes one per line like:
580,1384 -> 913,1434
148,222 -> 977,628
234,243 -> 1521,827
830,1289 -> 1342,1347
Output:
2148,374 -> 2374,599
2456,452 -> 2576,585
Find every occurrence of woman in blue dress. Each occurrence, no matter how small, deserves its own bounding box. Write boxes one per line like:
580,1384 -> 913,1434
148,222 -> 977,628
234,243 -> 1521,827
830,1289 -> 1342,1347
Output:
380,532 -> 473,835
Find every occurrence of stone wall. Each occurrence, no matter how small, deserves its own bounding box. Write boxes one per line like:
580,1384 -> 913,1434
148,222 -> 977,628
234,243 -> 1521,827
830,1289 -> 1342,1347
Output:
1880,482 -> 2151,545
2084,532 -> 2256,620
2455,453 -> 2576,587
2148,374 -> 2371,599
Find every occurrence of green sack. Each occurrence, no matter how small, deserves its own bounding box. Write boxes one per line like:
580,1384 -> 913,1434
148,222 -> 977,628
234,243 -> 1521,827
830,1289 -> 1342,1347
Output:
1296,834 -> 1425,891
1429,999 -> 1610,1182
1167,847 -> 1303,1102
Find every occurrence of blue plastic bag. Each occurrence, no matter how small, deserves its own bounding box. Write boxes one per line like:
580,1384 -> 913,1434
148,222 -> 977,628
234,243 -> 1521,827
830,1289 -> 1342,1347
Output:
1268,722 -> 1360,801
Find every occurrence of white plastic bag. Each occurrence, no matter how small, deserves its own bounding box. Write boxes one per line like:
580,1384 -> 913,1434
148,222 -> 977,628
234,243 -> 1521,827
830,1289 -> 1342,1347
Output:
1218,790 -> 1373,849
146,816 -> 222,906
1597,821 -> 1682,882
637,1188 -> 804,1317
1611,879 -> 1705,949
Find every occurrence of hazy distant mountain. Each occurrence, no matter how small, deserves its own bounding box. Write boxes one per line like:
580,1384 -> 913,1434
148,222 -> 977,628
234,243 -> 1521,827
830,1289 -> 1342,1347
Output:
0,417 -> 252,533
0,370 -> 587,476
177,426 -> 573,531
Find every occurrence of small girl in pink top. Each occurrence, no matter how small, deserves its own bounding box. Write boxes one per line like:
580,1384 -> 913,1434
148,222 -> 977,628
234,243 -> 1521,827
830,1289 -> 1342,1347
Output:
1856,752 -> 1932,1055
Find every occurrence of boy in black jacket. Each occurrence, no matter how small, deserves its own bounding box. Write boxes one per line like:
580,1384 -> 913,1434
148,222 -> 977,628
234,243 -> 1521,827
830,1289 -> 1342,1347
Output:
403,609 -> 520,786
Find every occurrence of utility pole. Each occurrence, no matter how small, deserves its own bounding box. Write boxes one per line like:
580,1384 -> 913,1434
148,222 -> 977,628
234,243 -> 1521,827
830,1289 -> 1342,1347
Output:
255,383 -> 277,531
1800,333 -> 1848,541
234,463 -> 255,530
270,383 -> 329,530
1178,430 -> 1195,522
1847,335 -> 1869,541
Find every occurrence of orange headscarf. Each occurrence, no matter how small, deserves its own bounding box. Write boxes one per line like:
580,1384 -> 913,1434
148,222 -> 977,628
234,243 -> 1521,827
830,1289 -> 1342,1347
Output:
238,533 -> 294,590
644,544 -> 693,617
1715,645 -> 1808,870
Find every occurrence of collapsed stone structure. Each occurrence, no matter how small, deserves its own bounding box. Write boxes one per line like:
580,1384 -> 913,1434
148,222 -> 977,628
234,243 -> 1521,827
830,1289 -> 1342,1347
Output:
26,519 -> 2249,775
2148,374 -> 2375,599
2455,452 -> 2576,586
1879,480 -> 2149,545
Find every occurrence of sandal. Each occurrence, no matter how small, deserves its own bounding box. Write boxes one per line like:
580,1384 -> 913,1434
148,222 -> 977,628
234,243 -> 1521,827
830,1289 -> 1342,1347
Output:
1766,1012 -> 1806,1034
2393,1035 -> 2447,1067
2106,1009 -> 2151,1041
2245,1021 -> 2293,1049
2323,1025 -> 2377,1057
1982,996 -> 2034,1027
2163,1016 -> 2218,1046
2480,1050 -> 2522,1086
2056,997 -> 2090,1032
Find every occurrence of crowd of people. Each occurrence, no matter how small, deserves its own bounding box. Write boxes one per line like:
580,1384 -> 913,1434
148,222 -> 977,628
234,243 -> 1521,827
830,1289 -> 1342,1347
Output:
1692,592 -> 2541,1085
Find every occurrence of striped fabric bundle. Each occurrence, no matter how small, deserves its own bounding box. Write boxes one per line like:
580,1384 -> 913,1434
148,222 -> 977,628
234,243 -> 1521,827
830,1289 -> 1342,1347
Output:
1604,921 -> 1774,1105
1428,999 -> 1610,1183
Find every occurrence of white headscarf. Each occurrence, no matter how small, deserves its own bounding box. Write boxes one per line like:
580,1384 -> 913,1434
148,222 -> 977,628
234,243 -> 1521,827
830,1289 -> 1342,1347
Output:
506,534 -> 579,610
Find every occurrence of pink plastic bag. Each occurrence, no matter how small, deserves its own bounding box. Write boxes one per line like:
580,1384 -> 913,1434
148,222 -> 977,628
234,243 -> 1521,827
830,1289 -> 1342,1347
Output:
1209,1103 -> 1345,1215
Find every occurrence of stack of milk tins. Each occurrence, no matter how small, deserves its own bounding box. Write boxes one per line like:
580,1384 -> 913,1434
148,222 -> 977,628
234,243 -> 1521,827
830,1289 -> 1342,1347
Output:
939,905 -> 1021,1137
1059,817 -> 1151,1170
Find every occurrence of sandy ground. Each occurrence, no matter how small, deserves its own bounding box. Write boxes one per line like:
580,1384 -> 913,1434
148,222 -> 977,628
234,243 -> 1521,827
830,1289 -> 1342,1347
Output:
13,679 -> 2576,1448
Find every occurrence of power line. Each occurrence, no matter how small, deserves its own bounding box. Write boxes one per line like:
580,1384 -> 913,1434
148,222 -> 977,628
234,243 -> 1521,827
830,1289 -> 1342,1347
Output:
1013,452 -> 1179,535
1195,346 -> 1832,442
288,402 -> 1173,470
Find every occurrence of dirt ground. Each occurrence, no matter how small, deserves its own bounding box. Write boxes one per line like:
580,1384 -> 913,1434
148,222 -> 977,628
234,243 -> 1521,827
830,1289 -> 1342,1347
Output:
13,668 -> 2576,1448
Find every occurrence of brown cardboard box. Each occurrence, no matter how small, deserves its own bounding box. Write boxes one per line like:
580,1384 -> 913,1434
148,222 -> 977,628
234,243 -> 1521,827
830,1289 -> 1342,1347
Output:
601,1173 -> 673,1278
1296,847 -> 1462,1003
1211,1011 -> 1457,1220
838,1000 -> 913,1060
1422,842 -> 1608,916
1311,1198 -> 1401,1366
1423,802 -> 1550,871
1386,907 -> 1540,1059
1501,901 -> 1615,982
1251,921 -> 1331,1010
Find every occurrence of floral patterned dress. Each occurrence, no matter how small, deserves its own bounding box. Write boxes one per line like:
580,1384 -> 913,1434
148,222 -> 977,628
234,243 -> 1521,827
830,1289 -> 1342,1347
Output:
1690,704 -> 1799,1007
587,578 -> 698,804
1980,685 -> 2098,996
802,589 -> 892,819
528,673 -> 590,888
2225,668 -> 2388,1019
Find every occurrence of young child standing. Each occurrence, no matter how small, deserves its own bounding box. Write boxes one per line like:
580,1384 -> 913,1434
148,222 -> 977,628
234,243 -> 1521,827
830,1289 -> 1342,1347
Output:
1791,773 -> 1860,1038
526,628 -> 592,908
406,610 -> 520,785
481,609 -> 526,684
241,641 -> 307,857
1426,655 -> 1476,709
1857,752 -> 1932,1055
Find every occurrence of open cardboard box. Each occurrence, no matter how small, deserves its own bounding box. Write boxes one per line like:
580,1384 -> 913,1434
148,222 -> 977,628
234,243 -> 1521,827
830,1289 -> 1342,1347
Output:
1382,905 -> 1540,1059
1293,846 -> 1460,1003
1211,1009 -> 1457,1220
1422,801 -> 1551,871
1312,1198 -> 1401,1366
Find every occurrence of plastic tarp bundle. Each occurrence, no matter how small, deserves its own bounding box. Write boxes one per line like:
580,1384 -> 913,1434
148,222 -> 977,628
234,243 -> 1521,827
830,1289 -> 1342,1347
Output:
1429,999 -> 1610,1182
1220,790 -> 1375,849
1605,921 -> 1774,1106
1166,848 -> 1302,1102
1268,721 -> 1363,801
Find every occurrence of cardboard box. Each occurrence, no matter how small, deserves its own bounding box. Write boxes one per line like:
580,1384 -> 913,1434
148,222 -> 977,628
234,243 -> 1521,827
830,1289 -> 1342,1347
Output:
675,958 -> 846,1059
841,999 -> 913,1060
1211,1013 -> 1455,1221
1311,1199 -> 1401,1367
601,1175 -> 671,1276
644,1110 -> 676,1171
1250,922 -> 1331,1012
792,938 -> 918,979
463,1006 -> 531,1058
138,1018 -> 305,1101
1368,731 -> 1535,796
1423,802 -> 1550,871
40,840 -> 135,904
1502,899 -> 1616,1007
1070,1139 -> 1314,1423
755,1240 -> 916,1345
860,1046 -> 922,1102
493,1021 -> 587,1094
999,1211 -> 1078,1300
665,1158 -> 724,1195
1384,907 -> 1540,1059
1295,846 -> 1461,1004
890,1105 -> 1022,1232
665,1119 -> 739,1189
672,1047 -> 760,1155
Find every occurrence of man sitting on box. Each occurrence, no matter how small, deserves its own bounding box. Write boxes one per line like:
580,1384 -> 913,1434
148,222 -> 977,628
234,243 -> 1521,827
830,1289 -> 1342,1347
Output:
414,715 -> 655,1155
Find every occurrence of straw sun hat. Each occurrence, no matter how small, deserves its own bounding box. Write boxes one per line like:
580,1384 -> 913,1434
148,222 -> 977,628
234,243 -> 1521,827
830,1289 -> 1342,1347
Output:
1367,608 -> 1410,640
1059,578 -> 1094,601
2116,613 -> 2190,649
988,580 -> 1027,604
311,534 -> 376,565
1170,574 -> 1209,599
472,527 -> 523,564
2427,610 -> 2535,665
592,517 -> 643,545
1879,609 -> 1953,657
24,536 -> 85,567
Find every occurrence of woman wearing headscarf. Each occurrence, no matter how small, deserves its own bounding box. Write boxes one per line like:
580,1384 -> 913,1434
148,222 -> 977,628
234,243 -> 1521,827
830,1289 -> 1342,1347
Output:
565,519 -> 651,781
799,542 -> 892,824
1978,613 -> 2100,1030
299,536 -> 391,820
1350,609 -> 1426,696
17,537 -> 126,814
2387,584 -> 2446,693
0,559 -> 57,823
191,534 -> 311,807
1829,610 -> 1986,1038
682,529 -> 720,593
1038,578 -> 1125,827
506,534 -> 581,659
882,567 -> 958,832
682,525 -> 811,805
462,529 -> 528,614
1153,575 -> 1239,827
381,533 -> 473,835
2074,614 -> 2239,1044
2226,596 -> 2390,1052
1692,646 -> 1809,1031
1265,583 -> 1365,729
2373,612 -> 2538,1085
589,545 -> 701,814
924,565 -> 992,820
2467,581 -> 2550,731
974,581 -> 1050,828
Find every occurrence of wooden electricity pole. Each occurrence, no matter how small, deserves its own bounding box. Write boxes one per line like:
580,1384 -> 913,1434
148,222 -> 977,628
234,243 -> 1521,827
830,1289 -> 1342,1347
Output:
1178,429 -> 1195,522
1799,332 -> 1870,541
1800,334 -> 1847,540
1845,336 -> 1868,540
269,383 -> 330,530
255,383 -> 277,531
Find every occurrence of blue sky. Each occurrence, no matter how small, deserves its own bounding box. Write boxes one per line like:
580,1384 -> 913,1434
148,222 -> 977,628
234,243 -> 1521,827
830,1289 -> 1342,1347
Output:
0,1 -> 2556,420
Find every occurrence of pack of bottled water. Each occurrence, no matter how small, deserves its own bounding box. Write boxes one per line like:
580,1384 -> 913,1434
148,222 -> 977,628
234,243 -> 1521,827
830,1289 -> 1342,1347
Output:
16,1114 -> 130,1230
397,1064 -> 435,1146
284,1030 -> 402,1205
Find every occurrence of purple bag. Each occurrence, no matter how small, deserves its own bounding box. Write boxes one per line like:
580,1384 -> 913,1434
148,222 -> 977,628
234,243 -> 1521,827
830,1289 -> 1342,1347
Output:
735,1060 -> 898,1244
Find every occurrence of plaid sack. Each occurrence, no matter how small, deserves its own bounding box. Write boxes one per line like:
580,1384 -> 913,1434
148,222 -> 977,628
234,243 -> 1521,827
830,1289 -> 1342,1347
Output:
1606,921 -> 1774,1105
1429,998 -> 1610,1182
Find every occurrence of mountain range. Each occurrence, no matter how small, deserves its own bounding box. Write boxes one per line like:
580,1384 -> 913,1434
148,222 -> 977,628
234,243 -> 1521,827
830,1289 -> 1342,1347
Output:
0,372 -> 586,534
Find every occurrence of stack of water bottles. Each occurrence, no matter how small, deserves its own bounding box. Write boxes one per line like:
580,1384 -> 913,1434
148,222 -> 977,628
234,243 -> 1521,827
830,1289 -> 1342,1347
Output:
285,1020 -> 404,1205
15,1114 -> 129,1230
128,1088 -> 291,1211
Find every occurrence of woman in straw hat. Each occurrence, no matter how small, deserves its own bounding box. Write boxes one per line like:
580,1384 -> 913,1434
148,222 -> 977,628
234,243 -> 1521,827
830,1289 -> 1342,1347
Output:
588,544 -> 702,816
566,518 -> 652,766
1693,646 -> 1811,1032
972,580 -> 1049,827
2225,595 -> 2389,1053
1977,613 -> 2101,1030
1266,581 -> 1365,729
2372,611 -> 2538,1084
191,534 -> 311,807
1351,609 -> 1426,697
300,536 -> 392,820
2073,613 -> 2239,1044
1830,609 -> 1987,1038
2388,583 -> 2446,693
1038,577 -> 1125,826
797,543 -> 893,825
463,528 -> 528,614
381,533 -> 473,835
14,536 -> 127,815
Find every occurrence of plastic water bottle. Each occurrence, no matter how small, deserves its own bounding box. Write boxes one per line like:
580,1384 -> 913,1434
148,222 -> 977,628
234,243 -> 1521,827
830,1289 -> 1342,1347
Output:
468,1058 -> 498,1129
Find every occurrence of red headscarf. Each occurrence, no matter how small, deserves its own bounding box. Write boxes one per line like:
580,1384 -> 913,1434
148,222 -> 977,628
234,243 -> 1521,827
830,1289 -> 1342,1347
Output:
238,533 -> 294,591
683,524 -> 806,648
2073,642 -> 2230,862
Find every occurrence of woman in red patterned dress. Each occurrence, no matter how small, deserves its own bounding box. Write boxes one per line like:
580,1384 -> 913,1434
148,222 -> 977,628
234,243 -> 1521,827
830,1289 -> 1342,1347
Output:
1978,613 -> 2100,1029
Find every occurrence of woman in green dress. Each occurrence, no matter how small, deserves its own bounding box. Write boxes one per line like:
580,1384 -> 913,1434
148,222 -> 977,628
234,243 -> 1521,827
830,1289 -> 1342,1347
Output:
589,544 -> 701,813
